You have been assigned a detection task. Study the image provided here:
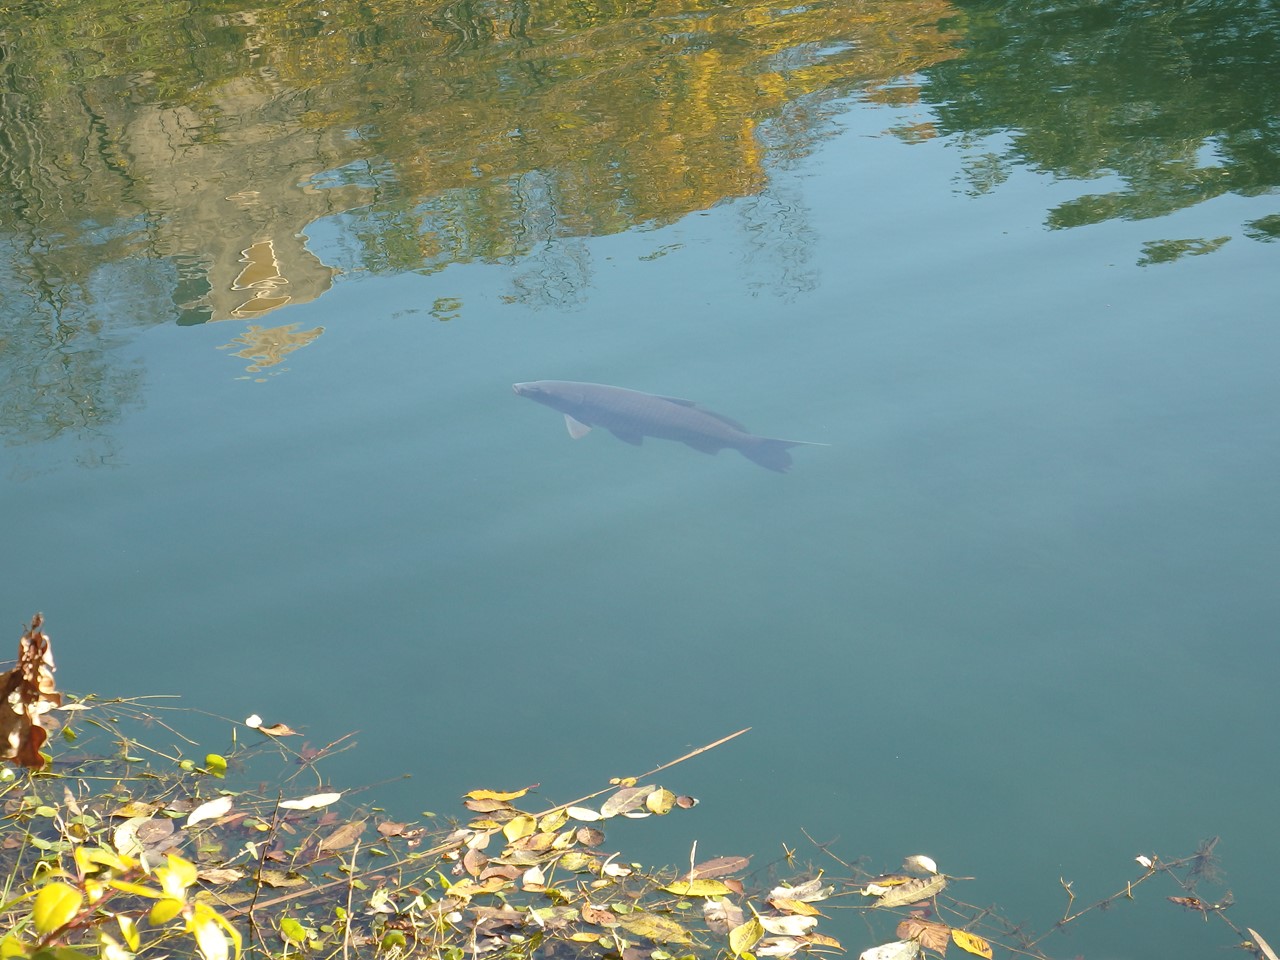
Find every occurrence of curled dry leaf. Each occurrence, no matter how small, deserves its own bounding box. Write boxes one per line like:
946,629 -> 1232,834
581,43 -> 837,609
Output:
896,918 -> 950,954
197,867 -> 246,884
902,855 -> 939,876
0,614 -> 63,769
1248,928 -> 1280,960
757,936 -> 804,957
258,722 -> 300,737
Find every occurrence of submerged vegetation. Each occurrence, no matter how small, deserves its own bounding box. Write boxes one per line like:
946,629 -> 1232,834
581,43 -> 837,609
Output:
1,615 -> 1275,960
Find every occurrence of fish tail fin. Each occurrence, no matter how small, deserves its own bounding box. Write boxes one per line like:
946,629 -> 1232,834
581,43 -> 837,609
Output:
741,437 -> 829,472
741,438 -> 798,472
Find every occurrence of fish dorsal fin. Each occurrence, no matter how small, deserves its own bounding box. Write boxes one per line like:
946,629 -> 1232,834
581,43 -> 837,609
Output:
564,414 -> 592,439
657,395 -> 749,433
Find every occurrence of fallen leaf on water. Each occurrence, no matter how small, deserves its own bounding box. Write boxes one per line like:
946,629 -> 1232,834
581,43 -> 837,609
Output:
646,788 -> 676,815
1168,895 -> 1208,912
581,903 -> 618,927
757,936 -> 804,956
111,801 -> 161,819
675,795 -> 698,808
896,919 -> 949,954
521,865 -> 546,890
462,847 -> 488,877
464,798 -> 515,813
258,723 -> 300,737
1248,928 -> 1280,960
279,792 -> 342,811
692,855 -> 751,879
759,915 -> 818,936
902,855 -> 939,876
950,929 -> 992,958
729,917 -> 765,957
465,786 -> 534,803
318,820 -> 365,851
0,614 -> 63,770
257,869 -> 307,888
661,879 -> 733,898
873,875 -> 947,909
769,877 -> 834,903
198,867 -> 245,884
576,827 -> 605,846
768,898 -> 820,916
804,933 -> 843,950
703,898 -> 744,935
601,786 -> 653,818
502,815 -> 537,843
858,940 -> 921,960
187,796 -> 233,828
568,806 -> 603,822
616,912 -> 692,943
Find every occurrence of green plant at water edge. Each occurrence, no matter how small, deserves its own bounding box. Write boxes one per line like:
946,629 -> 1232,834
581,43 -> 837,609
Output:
0,614 -> 1276,960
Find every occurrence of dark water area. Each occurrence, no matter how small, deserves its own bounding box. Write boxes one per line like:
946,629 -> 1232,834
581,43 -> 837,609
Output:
2,1 -> 1278,956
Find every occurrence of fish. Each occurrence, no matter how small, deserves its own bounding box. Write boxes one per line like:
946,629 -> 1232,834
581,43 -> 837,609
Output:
512,380 -> 824,472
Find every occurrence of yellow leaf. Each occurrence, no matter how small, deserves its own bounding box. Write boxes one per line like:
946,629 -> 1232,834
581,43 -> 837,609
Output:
465,787 -> 530,802
118,915 -> 140,951
502,814 -> 537,843
32,882 -> 83,935
729,917 -> 765,957
617,912 -> 693,943
149,898 -> 185,926
189,912 -> 229,960
950,930 -> 992,959
646,788 -> 676,815
156,855 -> 197,898
768,898 -> 819,916
662,879 -> 733,897
539,808 -> 570,832
1,934 -> 30,960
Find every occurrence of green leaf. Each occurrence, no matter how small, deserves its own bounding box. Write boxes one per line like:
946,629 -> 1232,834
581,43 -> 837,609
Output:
32,882 -> 83,935
280,917 -> 309,945
204,754 -> 227,778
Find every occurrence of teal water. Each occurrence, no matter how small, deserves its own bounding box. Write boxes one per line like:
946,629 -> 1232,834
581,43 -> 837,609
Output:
3,2 -> 1279,955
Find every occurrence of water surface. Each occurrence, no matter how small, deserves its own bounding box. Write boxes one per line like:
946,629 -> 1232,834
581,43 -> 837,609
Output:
2,1 -> 1278,955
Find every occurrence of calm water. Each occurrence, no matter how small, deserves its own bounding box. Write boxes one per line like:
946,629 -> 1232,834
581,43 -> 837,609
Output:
2,1 -> 1278,955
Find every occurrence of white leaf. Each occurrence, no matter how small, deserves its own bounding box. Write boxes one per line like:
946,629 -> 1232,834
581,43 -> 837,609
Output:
1135,855 -> 1154,869
759,915 -> 818,936
567,806 -> 602,822
903,855 -> 938,875
768,877 -> 833,903
187,795 -> 234,827
245,715 -> 262,729
522,866 -> 546,888
858,940 -> 921,960
279,792 -> 342,811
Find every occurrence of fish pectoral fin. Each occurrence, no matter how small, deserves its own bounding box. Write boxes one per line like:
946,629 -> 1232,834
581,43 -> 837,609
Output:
564,415 -> 592,439
608,429 -> 644,446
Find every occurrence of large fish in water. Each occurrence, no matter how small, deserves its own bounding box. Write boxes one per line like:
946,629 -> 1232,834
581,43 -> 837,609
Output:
513,380 -> 823,472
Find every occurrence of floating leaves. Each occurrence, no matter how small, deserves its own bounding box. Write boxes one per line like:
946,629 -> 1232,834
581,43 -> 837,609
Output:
897,918 -> 950,953
661,878 -> 734,898
0,613 -> 63,769
729,916 -> 765,957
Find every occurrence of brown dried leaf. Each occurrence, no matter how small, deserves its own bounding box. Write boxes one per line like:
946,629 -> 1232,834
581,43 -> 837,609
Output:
896,918 -> 949,955
463,847 -> 489,877
582,903 -> 619,927
257,869 -> 307,888
258,723 -> 300,737
318,820 -> 366,851
0,614 -> 63,769
576,827 -> 605,847
465,798 -> 516,813
691,855 -> 751,879
377,821 -> 408,837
